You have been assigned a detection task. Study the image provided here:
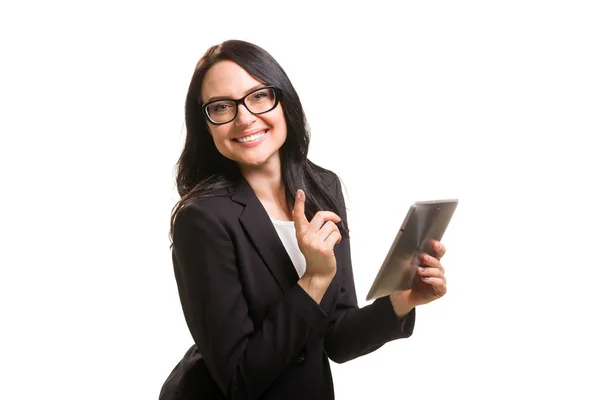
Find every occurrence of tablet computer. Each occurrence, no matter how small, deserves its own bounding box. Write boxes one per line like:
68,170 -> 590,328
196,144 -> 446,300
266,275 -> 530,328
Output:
365,199 -> 458,301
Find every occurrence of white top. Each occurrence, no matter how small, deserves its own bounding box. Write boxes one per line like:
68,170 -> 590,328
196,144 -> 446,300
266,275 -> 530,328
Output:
270,219 -> 306,278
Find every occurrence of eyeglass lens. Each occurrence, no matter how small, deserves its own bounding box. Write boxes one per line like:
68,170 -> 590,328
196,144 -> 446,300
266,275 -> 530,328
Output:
205,87 -> 277,124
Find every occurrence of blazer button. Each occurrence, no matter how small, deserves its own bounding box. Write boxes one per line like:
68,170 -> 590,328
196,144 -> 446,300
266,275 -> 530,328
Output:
296,349 -> 307,363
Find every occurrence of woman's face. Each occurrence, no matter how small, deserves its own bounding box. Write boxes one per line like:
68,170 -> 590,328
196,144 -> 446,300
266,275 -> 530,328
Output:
200,60 -> 287,171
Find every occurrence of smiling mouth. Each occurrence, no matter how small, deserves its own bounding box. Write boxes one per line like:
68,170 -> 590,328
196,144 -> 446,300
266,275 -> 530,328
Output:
233,130 -> 267,143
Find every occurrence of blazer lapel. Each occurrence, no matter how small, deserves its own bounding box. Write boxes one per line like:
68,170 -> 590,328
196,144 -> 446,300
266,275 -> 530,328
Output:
229,181 -> 300,292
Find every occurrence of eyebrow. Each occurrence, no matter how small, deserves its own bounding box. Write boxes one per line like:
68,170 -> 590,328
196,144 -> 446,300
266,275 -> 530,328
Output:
204,84 -> 267,103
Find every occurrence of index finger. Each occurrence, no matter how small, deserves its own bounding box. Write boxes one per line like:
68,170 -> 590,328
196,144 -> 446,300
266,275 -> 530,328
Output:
293,189 -> 309,233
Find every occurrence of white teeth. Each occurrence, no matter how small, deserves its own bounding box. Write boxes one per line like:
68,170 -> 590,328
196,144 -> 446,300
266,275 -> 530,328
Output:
235,131 -> 266,143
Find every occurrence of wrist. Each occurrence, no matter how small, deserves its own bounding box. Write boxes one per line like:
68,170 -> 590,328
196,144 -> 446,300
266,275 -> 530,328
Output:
389,292 -> 415,318
298,272 -> 334,304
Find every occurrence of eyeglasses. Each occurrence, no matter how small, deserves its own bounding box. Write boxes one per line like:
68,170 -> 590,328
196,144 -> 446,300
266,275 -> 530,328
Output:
201,86 -> 280,125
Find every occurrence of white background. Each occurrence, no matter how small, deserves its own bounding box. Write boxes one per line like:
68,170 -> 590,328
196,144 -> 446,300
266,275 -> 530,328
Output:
1,1 -> 599,399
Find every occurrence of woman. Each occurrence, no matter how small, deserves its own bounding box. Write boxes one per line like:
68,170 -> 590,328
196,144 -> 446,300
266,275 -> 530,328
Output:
160,40 -> 448,400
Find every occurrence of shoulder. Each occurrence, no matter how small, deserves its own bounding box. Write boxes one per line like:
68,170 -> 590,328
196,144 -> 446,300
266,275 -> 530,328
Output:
307,160 -> 342,194
307,160 -> 350,231
173,190 -> 239,241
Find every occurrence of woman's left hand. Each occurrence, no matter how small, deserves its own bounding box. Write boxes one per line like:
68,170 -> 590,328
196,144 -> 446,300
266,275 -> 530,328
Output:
390,240 -> 448,317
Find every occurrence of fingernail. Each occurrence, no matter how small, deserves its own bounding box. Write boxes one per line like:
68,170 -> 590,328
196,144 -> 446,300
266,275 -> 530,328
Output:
418,267 -> 425,272
296,190 -> 301,198
424,255 -> 430,263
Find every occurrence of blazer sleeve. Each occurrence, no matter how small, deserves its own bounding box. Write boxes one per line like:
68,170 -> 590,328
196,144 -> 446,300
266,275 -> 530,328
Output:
172,203 -> 331,400
323,176 -> 416,363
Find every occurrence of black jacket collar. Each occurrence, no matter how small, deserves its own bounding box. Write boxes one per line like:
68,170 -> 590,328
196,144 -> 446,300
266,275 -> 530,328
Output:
228,180 -> 299,291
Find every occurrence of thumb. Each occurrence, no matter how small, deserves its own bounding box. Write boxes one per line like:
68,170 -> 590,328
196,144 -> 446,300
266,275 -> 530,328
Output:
293,189 -> 309,233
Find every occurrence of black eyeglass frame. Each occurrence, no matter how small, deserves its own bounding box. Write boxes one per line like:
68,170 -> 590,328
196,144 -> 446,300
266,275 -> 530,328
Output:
201,85 -> 281,125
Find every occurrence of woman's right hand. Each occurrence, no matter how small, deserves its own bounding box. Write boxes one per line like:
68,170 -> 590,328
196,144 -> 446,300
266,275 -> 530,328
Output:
293,189 -> 341,279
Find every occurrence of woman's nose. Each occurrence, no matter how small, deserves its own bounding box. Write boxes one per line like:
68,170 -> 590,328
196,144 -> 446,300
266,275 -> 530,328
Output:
234,103 -> 256,127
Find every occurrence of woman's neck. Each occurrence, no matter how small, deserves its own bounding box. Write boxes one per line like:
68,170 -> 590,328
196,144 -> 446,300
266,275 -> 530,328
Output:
241,160 -> 292,221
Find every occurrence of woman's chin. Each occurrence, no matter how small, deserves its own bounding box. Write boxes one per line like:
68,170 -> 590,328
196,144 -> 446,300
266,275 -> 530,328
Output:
237,154 -> 280,170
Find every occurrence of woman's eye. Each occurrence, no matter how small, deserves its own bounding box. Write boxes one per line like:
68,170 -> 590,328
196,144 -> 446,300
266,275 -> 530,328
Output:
249,89 -> 273,102
211,103 -> 231,113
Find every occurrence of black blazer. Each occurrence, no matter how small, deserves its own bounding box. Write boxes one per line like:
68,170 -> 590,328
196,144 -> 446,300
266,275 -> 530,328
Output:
159,170 -> 416,400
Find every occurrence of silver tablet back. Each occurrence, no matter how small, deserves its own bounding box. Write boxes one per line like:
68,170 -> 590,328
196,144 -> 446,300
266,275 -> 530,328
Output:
365,199 -> 458,301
